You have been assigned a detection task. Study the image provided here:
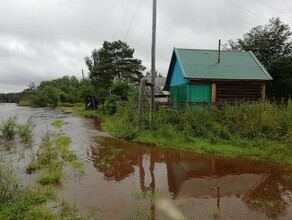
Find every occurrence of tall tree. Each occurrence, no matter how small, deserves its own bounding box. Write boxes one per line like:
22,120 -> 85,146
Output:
85,40 -> 145,93
227,18 -> 292,100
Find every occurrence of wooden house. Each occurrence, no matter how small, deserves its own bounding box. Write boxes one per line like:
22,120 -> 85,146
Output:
164,48 -> 272,105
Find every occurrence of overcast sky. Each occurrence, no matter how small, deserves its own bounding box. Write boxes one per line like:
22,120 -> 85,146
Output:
1,0 -> 292,93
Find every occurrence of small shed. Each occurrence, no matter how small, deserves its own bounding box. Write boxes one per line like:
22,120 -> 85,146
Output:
164,48 -> 272,105
145,76 -> 169,103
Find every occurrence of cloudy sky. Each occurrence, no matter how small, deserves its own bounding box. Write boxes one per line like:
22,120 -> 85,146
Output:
1,0 -> 292,93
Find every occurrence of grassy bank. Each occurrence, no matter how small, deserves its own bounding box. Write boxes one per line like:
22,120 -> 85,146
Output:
101,100 -> 292,165
60,100 -> 292,165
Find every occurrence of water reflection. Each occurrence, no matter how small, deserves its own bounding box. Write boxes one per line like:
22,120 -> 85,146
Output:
90,136 -> 292,219
1,104 -> 292,219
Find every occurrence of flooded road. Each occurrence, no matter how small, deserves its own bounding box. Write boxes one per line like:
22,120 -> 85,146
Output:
1,103 -> 292,219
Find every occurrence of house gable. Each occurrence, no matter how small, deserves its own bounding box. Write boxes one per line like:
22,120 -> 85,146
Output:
165,50 -> 188,89
170,58 -> 188,87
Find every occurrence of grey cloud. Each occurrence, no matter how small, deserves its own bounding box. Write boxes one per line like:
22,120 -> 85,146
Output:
0,0 -> 291,92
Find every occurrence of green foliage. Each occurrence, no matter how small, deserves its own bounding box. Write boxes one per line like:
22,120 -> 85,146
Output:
0,160 -> 56,220
227,17 -> 292,68
268,58 -> 292,101
103,80 -> 138,115
85,40 -> 145,92
26,133 -> 83,185
0,92 -> 22,103
51,120 -> 63,128
103,95 -> 121,115
0,116 -> 17,141
17,118 -> 34,144
19,75 -> 86,107
79,78 -> 95,99
33,85 -> 60,107
227,17 -> 292,101
103,93 -> 139,139
0,117 -> 34,144
17,88 -> 38,106
38,169 -> 63,185
0,162 -> 18,203
102,100 -> 292,164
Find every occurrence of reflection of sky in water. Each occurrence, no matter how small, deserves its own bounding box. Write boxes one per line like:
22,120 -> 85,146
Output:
1,103 -> 292,220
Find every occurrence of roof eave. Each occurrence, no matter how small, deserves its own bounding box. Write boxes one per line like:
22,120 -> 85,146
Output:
249,51 -> 273,80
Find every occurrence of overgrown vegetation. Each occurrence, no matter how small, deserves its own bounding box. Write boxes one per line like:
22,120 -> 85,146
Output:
18,76 -> 93,107
102,99 -> 292,165
26,131 -> 83,185
17,118 -> 34,144
0,116 -> 17,141
51,120 -> 63,128
0,116 -> 33,144
0,161 -> 56,219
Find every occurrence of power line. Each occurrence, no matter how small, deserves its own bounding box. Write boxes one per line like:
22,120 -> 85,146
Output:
256,0 -> 292,19
225,0 -> 269,22
123,0 -> 143,41
113,0 -> 132,40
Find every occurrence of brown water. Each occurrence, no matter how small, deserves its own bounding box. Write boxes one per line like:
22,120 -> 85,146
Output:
1,103 -> 292,219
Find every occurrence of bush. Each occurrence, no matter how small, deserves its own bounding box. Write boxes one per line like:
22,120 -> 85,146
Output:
0,116 -> 17,141
0,162 -> 18,202
17,118 -> 34,144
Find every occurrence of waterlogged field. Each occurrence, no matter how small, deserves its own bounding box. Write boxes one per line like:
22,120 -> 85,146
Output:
1,103 -> 292,219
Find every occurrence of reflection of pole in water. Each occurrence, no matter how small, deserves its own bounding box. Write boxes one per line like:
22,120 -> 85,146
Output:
138,149 -> 145,191
137,150 -> 156,220
215,185 -> 220,209
150,152 -> 155,191
150,151 -> 156,220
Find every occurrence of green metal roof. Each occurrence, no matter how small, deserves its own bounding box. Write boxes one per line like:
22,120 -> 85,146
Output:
173,48 -> 272,81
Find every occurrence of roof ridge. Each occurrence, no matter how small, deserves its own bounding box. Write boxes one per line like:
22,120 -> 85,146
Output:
175,48 -> 247,53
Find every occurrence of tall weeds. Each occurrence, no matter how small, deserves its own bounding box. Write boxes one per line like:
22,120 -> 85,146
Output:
105,100 -> 292,146
17,117 -> 34,144
0,116 -> 17,141
0,116 -> 34,144
0,162 -> 18,203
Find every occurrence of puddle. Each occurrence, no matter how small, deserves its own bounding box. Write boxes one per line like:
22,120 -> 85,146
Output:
1,103 -> 292,219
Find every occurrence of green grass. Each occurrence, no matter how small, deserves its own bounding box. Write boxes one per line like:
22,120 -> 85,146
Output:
26,133 -> 83,185
101,101 -> 292,165
38,169 -> 62,185
59,104 -> 101,117
0,161 -> 56,220
51,120 -> 64,128
131,127 -> 292,165
63,100 -> 292,165
0,116 -> 17,141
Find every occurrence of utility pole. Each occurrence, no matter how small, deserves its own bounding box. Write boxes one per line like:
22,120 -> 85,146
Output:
82,69 -> 85,80
150,0 -> 157,127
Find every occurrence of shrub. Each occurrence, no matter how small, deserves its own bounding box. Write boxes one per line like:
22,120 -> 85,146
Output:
0,116 -> 17,141
0,162 -> 18,202
17,118 -> 34,144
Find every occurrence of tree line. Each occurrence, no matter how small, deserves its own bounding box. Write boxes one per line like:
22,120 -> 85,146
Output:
10,41 -> 145,113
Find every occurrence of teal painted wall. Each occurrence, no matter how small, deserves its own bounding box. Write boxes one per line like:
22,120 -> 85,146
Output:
188,84 -> 211,102
170,84 -> 188,102
169,59 -> 187,87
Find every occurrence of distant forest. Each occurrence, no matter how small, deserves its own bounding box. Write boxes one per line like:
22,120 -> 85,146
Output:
0,93 -> 22,103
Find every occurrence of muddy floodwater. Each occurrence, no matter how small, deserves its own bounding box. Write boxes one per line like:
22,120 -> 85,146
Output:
1,103 -> 292,220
